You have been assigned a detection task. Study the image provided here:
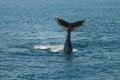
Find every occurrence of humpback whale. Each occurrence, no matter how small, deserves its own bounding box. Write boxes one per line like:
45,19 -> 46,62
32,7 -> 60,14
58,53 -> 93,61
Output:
55,18 -> 85,53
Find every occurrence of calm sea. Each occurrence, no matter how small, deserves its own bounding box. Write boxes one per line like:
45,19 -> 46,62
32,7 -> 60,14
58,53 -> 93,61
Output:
0,0 -> 120,80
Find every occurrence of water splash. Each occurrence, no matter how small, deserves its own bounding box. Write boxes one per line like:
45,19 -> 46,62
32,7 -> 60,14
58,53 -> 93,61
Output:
33,45 -> 78,53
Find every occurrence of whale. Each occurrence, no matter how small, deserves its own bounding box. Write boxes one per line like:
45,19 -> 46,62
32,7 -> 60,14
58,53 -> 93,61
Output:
55,18 -> 85,54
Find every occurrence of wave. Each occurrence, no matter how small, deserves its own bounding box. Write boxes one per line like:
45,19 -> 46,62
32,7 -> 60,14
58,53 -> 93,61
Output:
33,45 -> 78,53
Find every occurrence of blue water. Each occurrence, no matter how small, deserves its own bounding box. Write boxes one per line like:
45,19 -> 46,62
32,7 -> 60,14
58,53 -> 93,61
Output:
0,0 -> 120,80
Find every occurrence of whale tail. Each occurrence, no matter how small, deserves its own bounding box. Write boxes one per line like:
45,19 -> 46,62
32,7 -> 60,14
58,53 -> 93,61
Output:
55,18 -> 85,32
55,18 -> 85,53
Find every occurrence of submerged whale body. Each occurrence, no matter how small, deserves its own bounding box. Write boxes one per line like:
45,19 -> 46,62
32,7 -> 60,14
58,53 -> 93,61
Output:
55,18 -> 85,54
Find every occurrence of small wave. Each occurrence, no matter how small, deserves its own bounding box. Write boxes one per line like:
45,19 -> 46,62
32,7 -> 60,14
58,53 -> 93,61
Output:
33,45 -> 78,53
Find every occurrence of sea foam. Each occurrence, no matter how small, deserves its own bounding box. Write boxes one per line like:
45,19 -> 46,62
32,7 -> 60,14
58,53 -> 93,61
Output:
33,45 -> 78,52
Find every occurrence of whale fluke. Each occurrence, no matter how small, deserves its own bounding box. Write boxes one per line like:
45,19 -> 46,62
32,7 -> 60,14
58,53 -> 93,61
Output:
55,18 -> 85,32
55,18 -> 85,53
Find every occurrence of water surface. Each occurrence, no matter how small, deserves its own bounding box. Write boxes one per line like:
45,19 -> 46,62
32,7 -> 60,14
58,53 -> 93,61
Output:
0,0 -> 120,80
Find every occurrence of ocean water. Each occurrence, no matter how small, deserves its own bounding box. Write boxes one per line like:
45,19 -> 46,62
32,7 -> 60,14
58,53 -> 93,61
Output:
0,0 -> 120,80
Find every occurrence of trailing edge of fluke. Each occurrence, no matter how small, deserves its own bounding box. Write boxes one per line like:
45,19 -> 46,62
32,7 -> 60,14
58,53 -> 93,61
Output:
55,18 -> 85,53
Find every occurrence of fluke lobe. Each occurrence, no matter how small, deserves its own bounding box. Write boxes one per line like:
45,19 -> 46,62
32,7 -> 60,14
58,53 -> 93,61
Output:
55,18 -> 85,54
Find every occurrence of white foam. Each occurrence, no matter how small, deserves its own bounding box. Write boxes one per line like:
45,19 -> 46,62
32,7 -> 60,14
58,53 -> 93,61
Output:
73,49 -> 78,52
33,45 -> 78,52
33,45 -> 63,52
